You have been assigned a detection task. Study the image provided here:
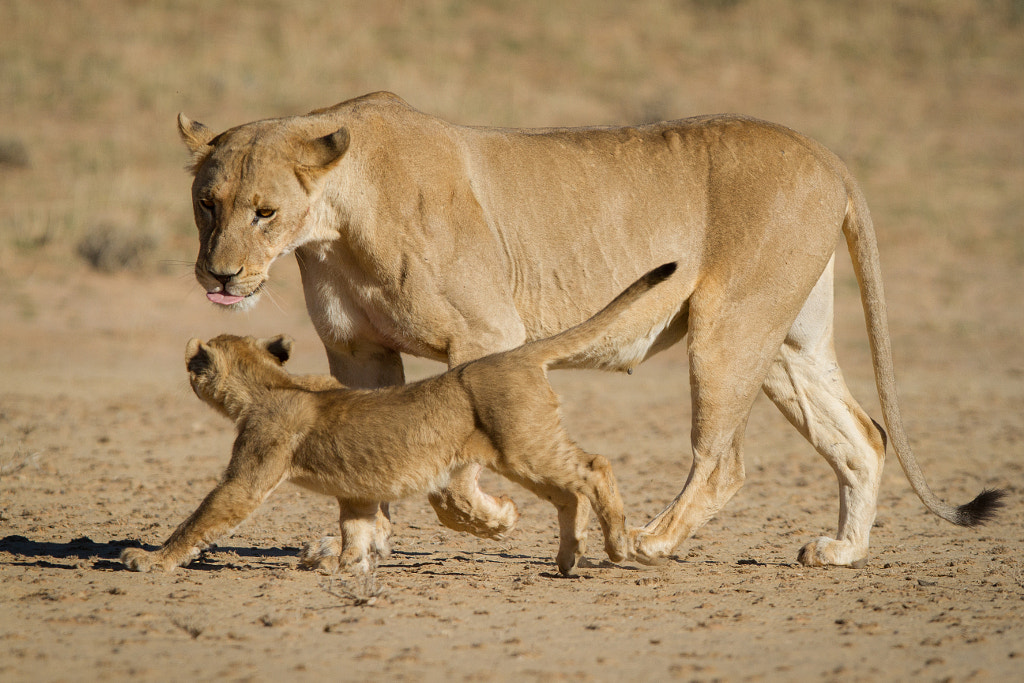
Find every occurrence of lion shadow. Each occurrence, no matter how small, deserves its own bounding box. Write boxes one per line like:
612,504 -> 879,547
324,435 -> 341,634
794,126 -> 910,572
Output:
0,534 -> 300,571
0,533 -> 550,573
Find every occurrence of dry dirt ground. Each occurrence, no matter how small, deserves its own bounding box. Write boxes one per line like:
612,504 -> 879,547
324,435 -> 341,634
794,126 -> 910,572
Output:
1,242 -> 1022,682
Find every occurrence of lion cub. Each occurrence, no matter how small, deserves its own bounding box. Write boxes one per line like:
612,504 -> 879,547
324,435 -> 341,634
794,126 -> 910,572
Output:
121,263 -> 676,576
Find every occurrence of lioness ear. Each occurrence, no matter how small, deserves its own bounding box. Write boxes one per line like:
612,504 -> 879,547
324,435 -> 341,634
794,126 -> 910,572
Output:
178,113 -> 217,172
185,338 -> 212,374
261,335 -> 294,364
295,128 -> 350,192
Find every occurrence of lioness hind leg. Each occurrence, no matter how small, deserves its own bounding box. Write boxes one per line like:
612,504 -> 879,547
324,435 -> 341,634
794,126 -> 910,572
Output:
762,262 -> 885,567
763,349 -> 884,567
632,298 -> 793,564
631,420 -> 750,565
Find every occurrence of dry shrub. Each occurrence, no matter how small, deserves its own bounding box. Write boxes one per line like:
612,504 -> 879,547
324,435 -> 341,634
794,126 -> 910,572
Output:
320,565 -> 387,607
76,223 -> 156,273
0,139 -> 30,169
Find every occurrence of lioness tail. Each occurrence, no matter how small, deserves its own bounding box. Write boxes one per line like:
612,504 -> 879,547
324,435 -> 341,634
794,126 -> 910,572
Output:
842,177 -> 1006,526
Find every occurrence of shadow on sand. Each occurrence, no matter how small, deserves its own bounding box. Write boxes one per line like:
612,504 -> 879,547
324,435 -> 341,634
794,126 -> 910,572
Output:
0,534 -> 300,571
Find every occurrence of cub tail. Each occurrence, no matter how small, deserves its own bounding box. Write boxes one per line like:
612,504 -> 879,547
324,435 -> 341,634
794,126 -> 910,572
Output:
522,262 -> 678,368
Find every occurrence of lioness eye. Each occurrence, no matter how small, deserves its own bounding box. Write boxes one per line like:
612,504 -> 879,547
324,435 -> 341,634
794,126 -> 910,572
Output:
199,198 -> 215,212
255,208 -> 276,219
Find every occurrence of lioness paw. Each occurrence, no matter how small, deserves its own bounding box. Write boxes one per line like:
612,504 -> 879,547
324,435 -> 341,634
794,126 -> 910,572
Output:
797,537 -> 868,568
604,532 -> 629,564
628,528 -> 672,566
120,548 -> 179,573
298,536 -> 343,573
300,536 -> 378,575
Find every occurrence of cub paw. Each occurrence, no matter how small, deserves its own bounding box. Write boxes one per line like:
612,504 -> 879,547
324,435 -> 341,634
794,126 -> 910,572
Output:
430,493 -> 521,541
484,495 -> 521,540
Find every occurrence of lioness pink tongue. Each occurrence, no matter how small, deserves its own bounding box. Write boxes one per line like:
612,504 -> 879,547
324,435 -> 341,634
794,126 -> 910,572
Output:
207,291 -> 245,305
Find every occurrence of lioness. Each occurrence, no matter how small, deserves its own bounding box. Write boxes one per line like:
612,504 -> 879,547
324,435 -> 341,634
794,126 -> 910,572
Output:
120,264 -> 677,576
178,92 -> 1003,569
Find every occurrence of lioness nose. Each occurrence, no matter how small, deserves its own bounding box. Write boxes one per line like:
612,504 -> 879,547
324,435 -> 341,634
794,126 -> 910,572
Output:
209,266 -> 243,287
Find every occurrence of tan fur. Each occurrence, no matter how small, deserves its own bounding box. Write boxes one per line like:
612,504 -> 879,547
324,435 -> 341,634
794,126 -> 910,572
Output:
121,265 -> 677,576
177,92 -> 1002,569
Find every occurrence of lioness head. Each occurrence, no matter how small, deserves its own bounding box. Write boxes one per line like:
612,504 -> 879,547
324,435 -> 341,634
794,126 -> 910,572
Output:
178,114 -> 350,310
185,334 -> 294,417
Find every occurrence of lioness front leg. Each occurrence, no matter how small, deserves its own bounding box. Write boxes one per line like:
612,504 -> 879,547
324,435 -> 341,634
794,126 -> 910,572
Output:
311,343 -> 405,563
121,476 -> 272,572
299,503 -> 393,574
300,500 -> 383,574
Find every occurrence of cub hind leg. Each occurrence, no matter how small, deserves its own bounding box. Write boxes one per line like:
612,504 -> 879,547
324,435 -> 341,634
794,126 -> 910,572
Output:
497,436 -> 630,576
762,259 -> 886,567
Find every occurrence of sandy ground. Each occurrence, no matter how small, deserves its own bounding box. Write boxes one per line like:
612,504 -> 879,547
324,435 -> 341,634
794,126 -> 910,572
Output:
1,233 -> 1021,682
2,2 -> 1022,680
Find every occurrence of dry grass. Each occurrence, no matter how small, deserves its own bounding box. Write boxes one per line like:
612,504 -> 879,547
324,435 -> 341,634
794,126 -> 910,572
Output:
0,448 -> 41,477
1,0 -> 1022,268
319,566 -> 388,607
75,223 -> 156,273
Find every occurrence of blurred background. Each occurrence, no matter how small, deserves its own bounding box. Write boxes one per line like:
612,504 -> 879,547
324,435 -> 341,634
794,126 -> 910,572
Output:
1,0 -> 1022,402
2,0 -> 1021,269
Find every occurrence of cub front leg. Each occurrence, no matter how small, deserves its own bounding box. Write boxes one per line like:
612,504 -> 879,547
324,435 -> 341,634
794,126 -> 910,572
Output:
322,339 -> 520,543
121,476 -> 272,573
427,463 -> 520,540
429,332 -> 527,539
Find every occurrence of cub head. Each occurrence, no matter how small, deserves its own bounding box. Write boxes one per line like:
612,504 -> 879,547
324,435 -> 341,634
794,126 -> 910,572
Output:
185,334 -> 294,417
178,113 -> 350,310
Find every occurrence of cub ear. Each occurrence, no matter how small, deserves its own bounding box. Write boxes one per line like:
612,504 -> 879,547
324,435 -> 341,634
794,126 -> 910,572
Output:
185,338 -> 212,374
295,128 -> 350,192
261,335 -> 294,365
177,113 -> 217,172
